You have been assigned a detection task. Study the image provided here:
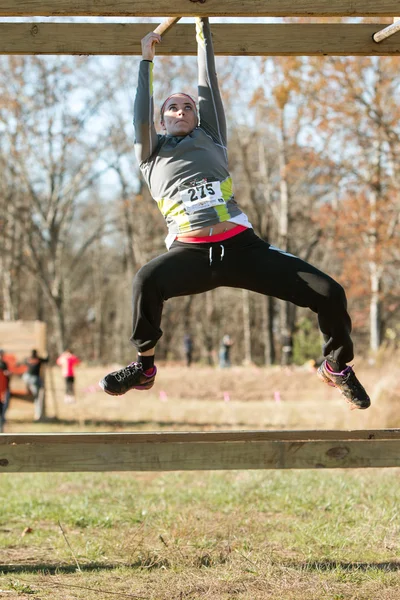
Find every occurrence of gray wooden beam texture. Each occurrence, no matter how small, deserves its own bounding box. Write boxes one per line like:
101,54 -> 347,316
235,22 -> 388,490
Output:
1,24 -> 400,56
0,0 -> 399,17
1,430 -> 400,472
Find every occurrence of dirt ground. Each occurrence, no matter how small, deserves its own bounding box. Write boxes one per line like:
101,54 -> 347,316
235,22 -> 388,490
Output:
4,358 -> 400,432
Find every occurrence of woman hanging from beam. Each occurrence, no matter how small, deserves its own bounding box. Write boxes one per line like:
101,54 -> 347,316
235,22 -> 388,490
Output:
100,17 -> 370,410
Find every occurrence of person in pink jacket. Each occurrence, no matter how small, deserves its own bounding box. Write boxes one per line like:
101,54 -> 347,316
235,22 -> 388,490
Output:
56,349 -> 80,403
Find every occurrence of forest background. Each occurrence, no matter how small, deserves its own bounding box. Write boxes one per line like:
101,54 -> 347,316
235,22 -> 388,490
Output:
0,17 -> 399,367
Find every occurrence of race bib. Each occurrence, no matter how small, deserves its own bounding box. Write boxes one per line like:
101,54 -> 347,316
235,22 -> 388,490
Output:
179,179 -> 225,214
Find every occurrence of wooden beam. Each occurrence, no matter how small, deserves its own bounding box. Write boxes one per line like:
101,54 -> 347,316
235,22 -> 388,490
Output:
1,23 -> 400,56
0,320 -> 47,360
0,0 -> 399,17
1,431 -> 400,472
2,430 -> 400,444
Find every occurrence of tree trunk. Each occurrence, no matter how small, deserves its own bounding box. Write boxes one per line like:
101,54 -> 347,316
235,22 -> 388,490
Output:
52,297 -> 66,355
262,295 -> 276,365
369,262 -> 381,352
242,289 -> 252,365
279,301 -> 293,366
368,140 -> 382,352
277,108 -> 292,366
1,199 -> 18,320
205,292 -> 215,365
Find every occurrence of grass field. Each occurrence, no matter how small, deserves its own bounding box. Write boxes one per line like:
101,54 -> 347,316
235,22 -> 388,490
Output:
1,359 -> 399,598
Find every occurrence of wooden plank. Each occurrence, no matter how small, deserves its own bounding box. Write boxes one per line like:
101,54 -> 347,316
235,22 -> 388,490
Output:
1,432 -> 400,471
0,320 -> 47,359
0,0 -> 399,17
1,23 -> 399,56
1,430 -> 399,444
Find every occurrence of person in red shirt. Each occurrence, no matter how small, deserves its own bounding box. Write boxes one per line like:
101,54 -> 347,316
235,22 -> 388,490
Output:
56,349 -> 80,403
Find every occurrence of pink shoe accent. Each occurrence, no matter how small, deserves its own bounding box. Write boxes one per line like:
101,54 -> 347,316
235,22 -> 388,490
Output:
133,366 -> 157,390
325,363 -> 352,376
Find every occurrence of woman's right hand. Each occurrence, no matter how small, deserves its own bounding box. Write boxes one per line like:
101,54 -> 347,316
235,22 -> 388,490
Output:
141,32 -> 161,61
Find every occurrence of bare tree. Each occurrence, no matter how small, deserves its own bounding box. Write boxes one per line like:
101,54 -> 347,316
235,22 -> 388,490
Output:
0,56 -> 119,351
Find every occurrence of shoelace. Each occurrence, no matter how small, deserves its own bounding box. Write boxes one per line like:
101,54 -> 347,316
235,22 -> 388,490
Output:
329,366 -> 362,393
114,363 -> 142,382
338,366 -> 353,380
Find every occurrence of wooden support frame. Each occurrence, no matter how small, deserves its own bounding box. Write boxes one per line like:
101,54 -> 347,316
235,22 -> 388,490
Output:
0,1 -> 400,17
1,430 -> 400,472
1,23 -> 400,56
0,11 -> 397,478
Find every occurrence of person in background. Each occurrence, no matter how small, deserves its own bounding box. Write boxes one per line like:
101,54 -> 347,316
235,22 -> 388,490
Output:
22,349 -> 48,421
56,349 -> 80,403
219,334 -> 233,368
183,334 -> 193,367
0,349 -> 11,431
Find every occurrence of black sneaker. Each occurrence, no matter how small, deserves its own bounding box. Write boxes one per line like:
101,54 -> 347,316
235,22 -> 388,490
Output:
317,360 -> 370,410
99,362 -> 157,396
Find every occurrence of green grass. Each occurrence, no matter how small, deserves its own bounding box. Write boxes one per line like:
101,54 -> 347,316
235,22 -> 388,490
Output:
2,361 -> 400,598
1,468 -> 399,599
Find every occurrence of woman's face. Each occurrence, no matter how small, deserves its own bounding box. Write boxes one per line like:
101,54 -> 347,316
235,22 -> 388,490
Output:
161,94 -> 197,136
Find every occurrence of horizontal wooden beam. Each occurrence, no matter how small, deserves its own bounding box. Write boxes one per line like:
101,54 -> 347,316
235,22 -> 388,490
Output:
1,23 -> 400,56
1,0 -> 399,17
1,430 -> 400,472
3,430 -> 400,444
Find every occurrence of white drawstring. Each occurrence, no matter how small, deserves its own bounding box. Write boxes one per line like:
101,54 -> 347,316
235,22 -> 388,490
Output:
209,244 -> 225,266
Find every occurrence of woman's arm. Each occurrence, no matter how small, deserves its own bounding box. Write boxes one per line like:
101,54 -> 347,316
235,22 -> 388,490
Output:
134,32 -> 161,164
196,17 -> 227,150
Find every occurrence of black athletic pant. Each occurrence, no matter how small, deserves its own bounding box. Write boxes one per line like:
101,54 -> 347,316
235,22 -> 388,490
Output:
130,229 -> 353,366
65,376 -> 75,395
